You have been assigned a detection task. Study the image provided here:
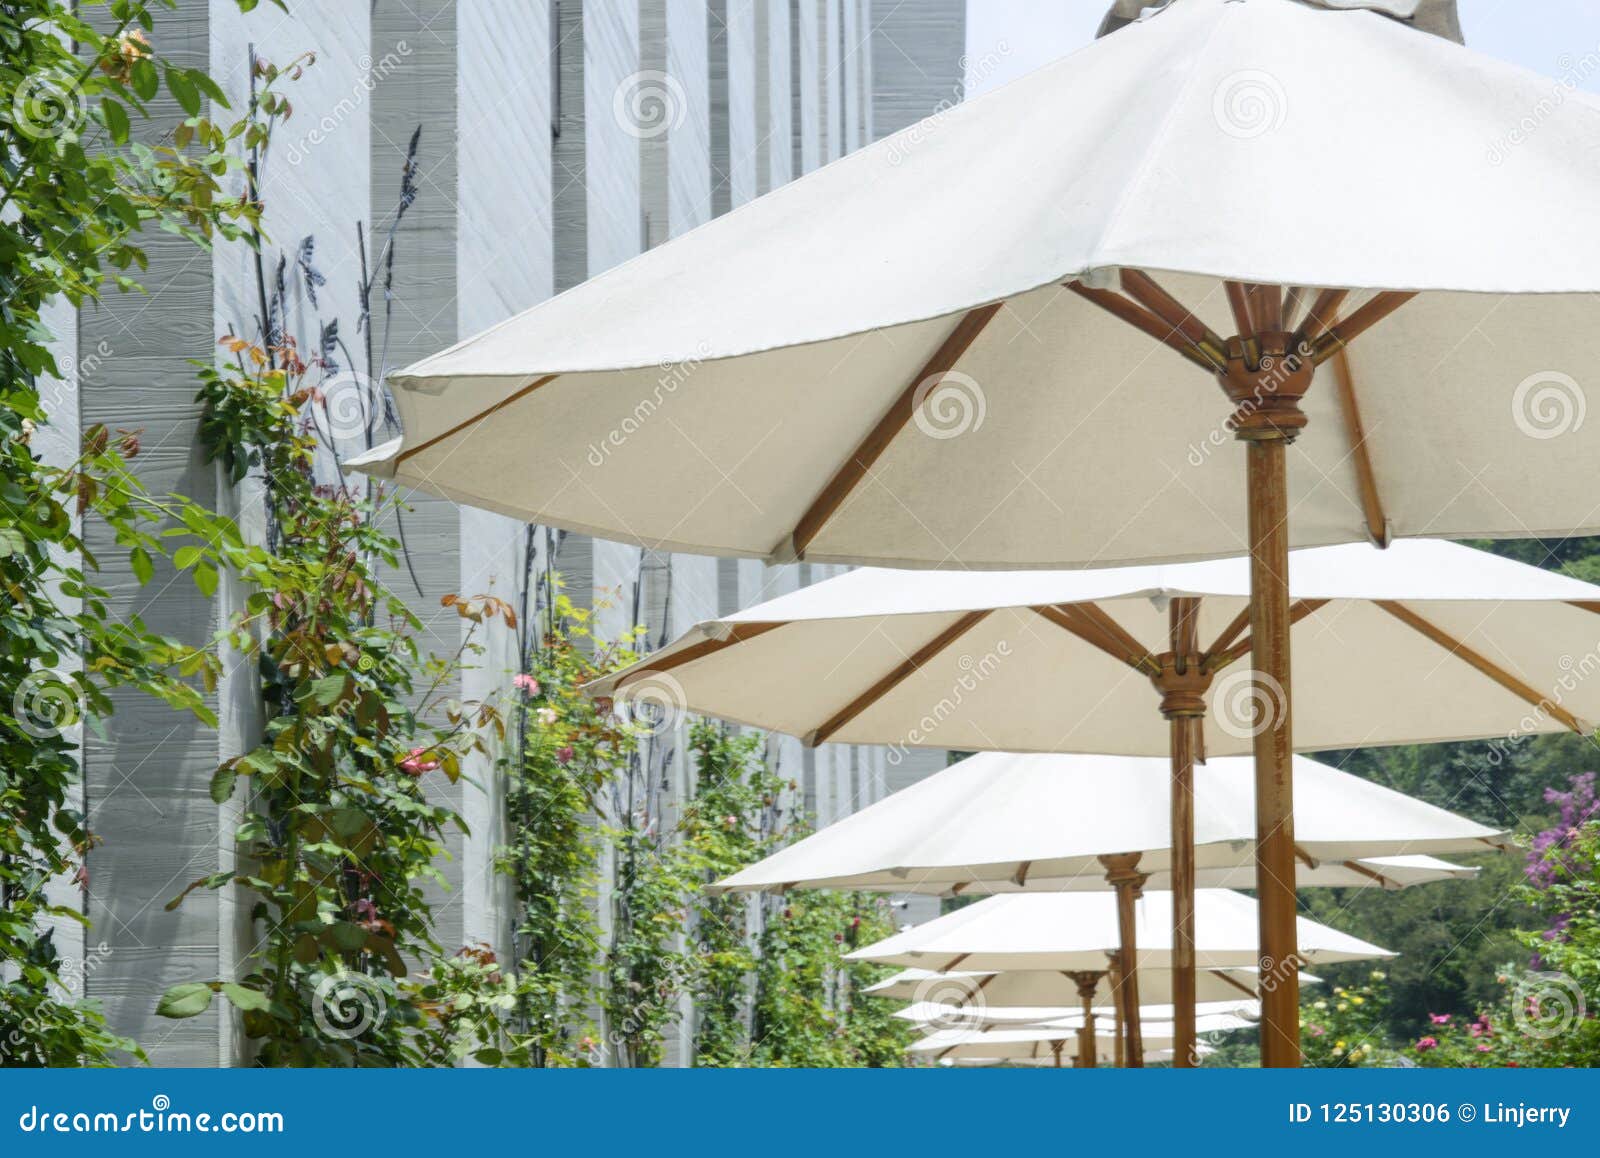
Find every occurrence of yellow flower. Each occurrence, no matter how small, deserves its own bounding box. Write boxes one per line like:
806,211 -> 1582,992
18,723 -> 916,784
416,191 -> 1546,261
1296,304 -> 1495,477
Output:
1350,995 -> 1365,1005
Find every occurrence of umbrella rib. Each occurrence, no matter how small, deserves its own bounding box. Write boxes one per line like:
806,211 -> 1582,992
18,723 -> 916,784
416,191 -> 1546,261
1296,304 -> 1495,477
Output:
1214,971 -> 1259,999
1203,606 -> 1253,662
807,609 -> 992,745
1311,291 -> 1418,363
1032,603 -> 1161,676
611,621 -> 786,691
1340,859 -> 1398,891
1294,288 -> 1350,345
394,374 -> 559,465
1065,282 -> 1216,370
789,303 -> 1004,557
1568,600 -> 1600,616
1223,281 -> 1257,338
1375,601 -> 1590,735
1329,347 -> 1390,546
1118,270 -> 1228,367
1203,599 -> 1329,673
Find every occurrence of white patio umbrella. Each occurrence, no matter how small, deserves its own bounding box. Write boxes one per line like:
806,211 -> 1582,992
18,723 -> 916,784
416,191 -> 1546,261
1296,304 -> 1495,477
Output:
852,889 -> 1390,1065
893,998 -> 1259,1030
871,965 -> 1320,1067
353,0 -> 1600,1063
709,752 -> 1502,893
597,539 -> 1580,1061
863,966 -> 1308,1006
911,1026 -> 1170,1067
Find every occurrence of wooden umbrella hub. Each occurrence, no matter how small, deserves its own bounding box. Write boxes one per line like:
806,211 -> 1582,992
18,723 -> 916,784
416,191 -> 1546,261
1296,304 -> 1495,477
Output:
1151,655 -> 1212,720
1216,332 -> 1314,444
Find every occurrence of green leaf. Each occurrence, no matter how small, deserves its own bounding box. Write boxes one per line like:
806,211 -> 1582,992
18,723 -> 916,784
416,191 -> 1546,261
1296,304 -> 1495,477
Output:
220,983 -> 270,1012
129,546 -> 154,586
187,69 -> 230,109
209,765 -> 237,804
173,545 -> 202,569
165,68 -> 200,116
193,562 -> 218,597
130,58 -> 159,102
324,921 -> 370,954
102,99 -> 131,144
156,982 -> 215,1019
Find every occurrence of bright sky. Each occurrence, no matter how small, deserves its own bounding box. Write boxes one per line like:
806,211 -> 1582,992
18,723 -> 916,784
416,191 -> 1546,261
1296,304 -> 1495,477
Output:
965,0 -> 1600,97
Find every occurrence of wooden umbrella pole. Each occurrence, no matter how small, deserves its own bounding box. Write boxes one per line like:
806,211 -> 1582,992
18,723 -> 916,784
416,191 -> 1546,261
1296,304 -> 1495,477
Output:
1218,321 -> 1309,1068
1108,953 -> 1126,1068
1154,597 -> 1208,1068
1072,971 -> 1101,1068
1100,853 -> 1148,1067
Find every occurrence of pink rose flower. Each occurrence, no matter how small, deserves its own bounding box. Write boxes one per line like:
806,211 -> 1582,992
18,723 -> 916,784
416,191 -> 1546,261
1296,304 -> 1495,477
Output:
555,746 -> 574,765
513,674 -> 540,695
400,746 -> 441,776
1415,1036 -> 1438,1052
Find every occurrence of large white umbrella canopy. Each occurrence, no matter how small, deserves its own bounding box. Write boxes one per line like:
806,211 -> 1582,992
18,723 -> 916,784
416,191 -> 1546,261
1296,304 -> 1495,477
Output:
894,999 -> 1259,1029
848,890 -> 1393,972
709,750 -> 1502,894
863,966 -> 1312,1007
356,0 -> 1600,1066
351,0 -> 1600,566
911,1027 -> 1165,1065
594,540 -> 1600,757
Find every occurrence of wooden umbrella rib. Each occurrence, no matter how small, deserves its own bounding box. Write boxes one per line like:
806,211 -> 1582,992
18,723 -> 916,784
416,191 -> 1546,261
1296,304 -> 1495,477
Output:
1568,601 -> 1600,616
1340,859 -> 1397,890
1118,270 -> 1227,367
1203,605 -> 1253,664
612,621 -> 786,690
1312,291 -> 1417,362
1249,283 -> 1282,333
394,374 -> 559,465
1330,346 -> 1390,546
1074,602 -> 1163,671
1066,282 -> 1214,370
1033,604 -> 1160,675
1215,971 -> 1259,999
1376,601 -> 1590,735
808,609 -> 992,745
1223,281 -> 1257,339
1294,287 -> 1349,345
1204,599 -> 1328,673
789,304 -> 1004,557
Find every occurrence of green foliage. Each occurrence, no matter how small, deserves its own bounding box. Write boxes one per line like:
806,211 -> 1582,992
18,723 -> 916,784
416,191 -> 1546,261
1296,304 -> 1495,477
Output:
500,588 -> 639,1066
1,0 -> 280,1065
750,891 -> 913,1067
163,330 -> 511,1065
1299,974 -> 1390,1067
